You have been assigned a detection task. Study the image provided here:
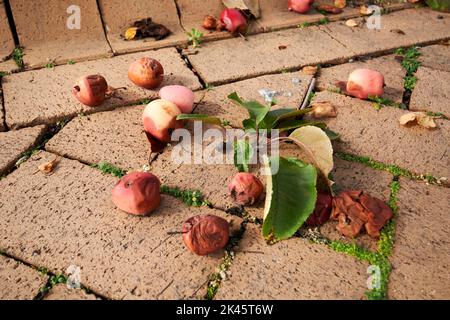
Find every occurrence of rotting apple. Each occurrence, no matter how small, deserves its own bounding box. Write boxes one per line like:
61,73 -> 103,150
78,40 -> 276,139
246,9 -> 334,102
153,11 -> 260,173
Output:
220,8 -> 247,33
142,99 -> 184,143
128,57 -> 164,89
182,214 -> 230,256
305,192 -> 333,226
72,74 -> 108,107
159,85 -> 195,114
112,172 -> 161,216
346,68 -> 385,100
288,0 -> 315,14
229,172 -> 264,206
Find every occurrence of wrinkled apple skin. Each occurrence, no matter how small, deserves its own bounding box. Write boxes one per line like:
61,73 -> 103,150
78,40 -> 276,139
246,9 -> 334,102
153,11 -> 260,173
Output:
159,85 -> 195,114
182,215 -> 230,256
229,172 -> 264,206
288,0 -> 315,13
142,99 -> 184,142
128,57 -> 164,89
72,74 -> 108,107
112,172 -> 161,215
305,192 -> 333,226
220,8 -> 247,33
346,68 -> 385,99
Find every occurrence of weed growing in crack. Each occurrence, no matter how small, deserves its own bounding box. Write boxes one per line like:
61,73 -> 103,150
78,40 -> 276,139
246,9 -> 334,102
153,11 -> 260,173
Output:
12,47 -> 24,69
367,96 -> 407,110
67,60 -> 76,65
92,162 -> 126,178
395,47 -> 421,93
186,28 -> 203,48
160,185 -> 210,207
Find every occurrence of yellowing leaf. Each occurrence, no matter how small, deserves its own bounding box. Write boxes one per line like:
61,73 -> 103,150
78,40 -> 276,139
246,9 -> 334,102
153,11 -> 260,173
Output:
38,157 -> 60,174
289,126 -> 334,178
399,112 -> 437,129
302,65 -> 318,76
335,0 -> 347,9
346,19 -> 359,27
310,101 -> 337,118
124,27 -> 138,40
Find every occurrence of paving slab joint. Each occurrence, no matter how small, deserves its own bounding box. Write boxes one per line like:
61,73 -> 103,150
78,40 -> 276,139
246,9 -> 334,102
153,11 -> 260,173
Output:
204,221 -> 247,300
176,47 -> 208,89
95,0 -> 116,55
173,0 -> 188,34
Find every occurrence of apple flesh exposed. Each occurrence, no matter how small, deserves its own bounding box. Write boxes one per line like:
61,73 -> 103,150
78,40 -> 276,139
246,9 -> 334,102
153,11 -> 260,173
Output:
143,99 -> 184,143
220,8 -> 247,33
112,172 -> 161,215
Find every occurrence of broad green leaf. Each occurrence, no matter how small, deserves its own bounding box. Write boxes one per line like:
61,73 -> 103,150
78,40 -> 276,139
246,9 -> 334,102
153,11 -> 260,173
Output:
322,128 -> 340,140
228,92 -> 270,127
242,118 -> 256,131
233,139 -> 253,172
177,114 -> 222,125
289,126 -> 334,178
260,108 -> 312,129
262,156 -> 317,240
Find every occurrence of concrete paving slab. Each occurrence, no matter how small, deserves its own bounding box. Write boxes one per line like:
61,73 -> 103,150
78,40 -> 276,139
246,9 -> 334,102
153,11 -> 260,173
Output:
195,72 -> 313,128
312,91 -> 450,179
317,54 -> 406,103
215,224 -> 369,300
46,105 -> 149,170
388,179 -> 450,300
98,0 -> 187,54
9,0 -> 112,68
319,9 -> 450,58
2,47 -> 201,129
0,59 -> 19,74
185,25 -> 351,85
0,151 -> 242,299
0,1 -> 14,61
44,284 -> 97,300
409,66 -> 450,117
0,125 -> 46,175
419,43 -> 450,73
0,254 -> 48,300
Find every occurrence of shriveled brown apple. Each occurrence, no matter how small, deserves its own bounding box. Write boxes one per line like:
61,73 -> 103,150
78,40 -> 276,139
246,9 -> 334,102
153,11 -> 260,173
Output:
128,57 -> 164,89
72,74 -> 108,107
229,172 -> 264,206
112,172 -> 161,215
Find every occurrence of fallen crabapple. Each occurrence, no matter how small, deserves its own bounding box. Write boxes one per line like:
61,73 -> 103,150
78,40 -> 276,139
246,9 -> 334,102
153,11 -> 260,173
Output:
159,85 -> 195,114
142,99 -> 184,143
305,192 -> 333,226
112,172 -> 161,216
346,68 -> 385,100
128,57 -> 164,89
72,74 -> 108,107
288,0 -> 315,13
229,172 -> 264,206
182,215 -> 230,256
220,8 -> 247,33
202,15 -> 218,30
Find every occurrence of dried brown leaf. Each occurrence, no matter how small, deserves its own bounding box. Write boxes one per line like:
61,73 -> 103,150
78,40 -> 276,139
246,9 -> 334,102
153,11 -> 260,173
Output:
345,19 -> 359,27
38,157 -> 60,174
310,101 -> 337,118
302,65 -> 318,75
317,4 -> 343,14
399,112 -> 437,129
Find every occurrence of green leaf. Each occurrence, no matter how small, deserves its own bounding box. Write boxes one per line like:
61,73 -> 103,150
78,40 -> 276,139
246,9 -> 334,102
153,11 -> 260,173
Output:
262,156 -> 317,240
233,139 -> 253,172
177,114 -> 222,125
322,128 -> 340,140
242,118 -> 256,131
228,92 -> 270,127
259,108 -> 311,129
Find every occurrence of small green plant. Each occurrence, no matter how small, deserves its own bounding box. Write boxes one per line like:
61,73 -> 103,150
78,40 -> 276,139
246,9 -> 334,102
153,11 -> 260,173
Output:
396,47 -> 421,92
45,62 -> 55,69
160,185 -> 210,207
317,18 -> 330,25
140,98 -> 151,105
205,83 -> 215,91
186,28 -> 204,48
298,22 -> 311,29
0,71 -> 7,79
12,47 -> 24,69
92,162 -> 126,178
67,60 -> 76,65
368,96 -> 407,110
403,75 -> 417,91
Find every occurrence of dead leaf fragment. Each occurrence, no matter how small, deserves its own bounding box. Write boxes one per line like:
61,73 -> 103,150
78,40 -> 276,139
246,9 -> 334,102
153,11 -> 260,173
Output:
302,65 -> 318,75
334,0 -> 347,9
317,4 -> 343,14
345,19 -> 359,27
124,27 -> 138,40
399,112 -> 437,129
310,101 -> 337,118
359,5 -> 374,15
278,45 -> 287,50
38,157 -> 60,174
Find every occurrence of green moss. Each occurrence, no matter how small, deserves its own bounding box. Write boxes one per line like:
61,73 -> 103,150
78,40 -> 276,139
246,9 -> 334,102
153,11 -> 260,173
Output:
404,75 -> 417,91
426,111 -> 447,119
44,62 -> 55,69
139,98 -> 151,105
298,22 -> 311,29
335,152 -> 439,184
67,60 -> 76,65
91,162 -> 126,178
12,47 -> 24,69
160,185 -> 210,207
367,96 -> 407,110
396,46 -> 421,92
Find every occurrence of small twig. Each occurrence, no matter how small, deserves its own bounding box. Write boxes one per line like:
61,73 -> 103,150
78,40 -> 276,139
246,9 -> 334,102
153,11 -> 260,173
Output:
167,231 -> 187,235
300,78 -> 316,110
